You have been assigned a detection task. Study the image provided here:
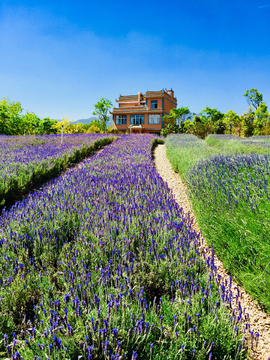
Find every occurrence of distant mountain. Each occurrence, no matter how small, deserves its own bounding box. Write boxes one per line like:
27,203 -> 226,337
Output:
73,116 -> 97,124
74,115 -> 113,127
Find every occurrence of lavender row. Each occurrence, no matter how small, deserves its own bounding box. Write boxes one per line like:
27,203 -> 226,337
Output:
166,134 -> 206,148
0,134 -> 115,206
188,152 -> 270,212
0,135 -> 249,359
186,151 -> 270,310
206,134 -> 270,149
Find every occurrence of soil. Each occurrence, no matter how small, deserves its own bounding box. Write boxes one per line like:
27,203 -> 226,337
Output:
154,144 -> 270,360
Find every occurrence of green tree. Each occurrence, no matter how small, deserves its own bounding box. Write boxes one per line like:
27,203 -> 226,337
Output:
198,107 -> 226,134
87,119 -> 102,134
200,107 -> 224,124
240,107 -> 255,137
21,113 -> 41,135
82,123 -> 91,132
0,97 -> 23,134
254,102 -> 270,135
38,117 -> 58,135
187,115 -> 213,139
92,98 -> 113,133
182,119 -> 192,133
213,119 -> 227,134
0,97 -> 58,135
243,88 -> 263,110
224,110 -> 241,135
163,107 -> 191,133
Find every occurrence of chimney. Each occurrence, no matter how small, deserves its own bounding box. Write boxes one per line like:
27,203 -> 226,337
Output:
138,92 -> 142,105
166,89 -> 174,98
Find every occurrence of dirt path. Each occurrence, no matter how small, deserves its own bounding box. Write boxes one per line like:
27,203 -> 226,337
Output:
154,144 -> 270,360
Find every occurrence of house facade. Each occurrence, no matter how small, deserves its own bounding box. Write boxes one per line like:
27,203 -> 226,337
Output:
111,89 -> 177,135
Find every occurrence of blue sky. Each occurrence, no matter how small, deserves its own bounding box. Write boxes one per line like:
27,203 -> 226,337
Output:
0,0 -> 270,120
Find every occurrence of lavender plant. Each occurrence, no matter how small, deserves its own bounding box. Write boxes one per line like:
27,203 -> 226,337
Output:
0,135 -> 248,359
186,153 -> 270,310
0,134 -> 115,206
166,134 -> 270,312
166,134 -> 270,180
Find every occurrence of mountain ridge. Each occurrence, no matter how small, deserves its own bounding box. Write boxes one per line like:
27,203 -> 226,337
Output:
73,115 -> 113,126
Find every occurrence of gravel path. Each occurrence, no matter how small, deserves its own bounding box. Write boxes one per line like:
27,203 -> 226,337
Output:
154,144 -> 270,360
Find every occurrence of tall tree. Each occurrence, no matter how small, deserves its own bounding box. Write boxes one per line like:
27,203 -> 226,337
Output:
240,107 -> 255,137
254,102 -> 269,135
224,110 -> 241,135
199,107 -> 226,134
0,97 -> 23,134
243,88 -> 263,110
200,107 -> 224,123
92,98 -> 113,133
22,113 -> 41,135
163,107 -> 191,133
38,117 -> 58,135
188,116 -> 213,139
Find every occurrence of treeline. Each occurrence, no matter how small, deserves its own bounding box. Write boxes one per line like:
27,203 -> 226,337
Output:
0,97 -> 114,135
162,88 -> 270,138
48,117 -> 115,134
0,97 -> 59,135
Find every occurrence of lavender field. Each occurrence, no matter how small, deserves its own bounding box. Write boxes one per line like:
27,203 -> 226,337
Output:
166,134 -> 270,312
0,135 -> 248,359
0,134 -> 115,207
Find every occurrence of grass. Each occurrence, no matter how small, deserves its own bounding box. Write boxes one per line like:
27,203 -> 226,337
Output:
166,134 -> 270,178
166,134 -> 270,312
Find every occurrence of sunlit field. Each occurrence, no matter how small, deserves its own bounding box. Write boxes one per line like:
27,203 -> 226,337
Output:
166,134 -> 270,311
0,135 -> 248,359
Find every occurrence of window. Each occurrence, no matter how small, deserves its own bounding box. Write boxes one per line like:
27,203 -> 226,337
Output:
148,114 -> 160,125
115,115 -> 127,125
130,114 -> 144,125
151,100 -> 158,109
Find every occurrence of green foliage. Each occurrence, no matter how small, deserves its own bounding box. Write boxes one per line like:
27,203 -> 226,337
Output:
198,108 -> 226,136
38,117 -> 58,134
21,113 -> 41,135
187,116 -> 213,139
254,102 -> 270,135
0,97 -> 58,135
87,119 -> 103,133
0,97 -> 23,135
162,107 -> 191,135
166,89 -> 269,139
200,107 -> 224,123
240,107 -> 255,137
166,134 -> 270,311
160,123 -> 177,137
92,97 -> 113,133
224,110 -> 241,135
244,88 -> 263,109
183,108 -> 227,139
